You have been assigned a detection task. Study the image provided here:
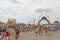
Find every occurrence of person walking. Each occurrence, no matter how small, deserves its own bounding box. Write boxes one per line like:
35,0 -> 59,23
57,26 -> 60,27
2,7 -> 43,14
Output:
15,27 -> 20,40
44,27 -> 48,35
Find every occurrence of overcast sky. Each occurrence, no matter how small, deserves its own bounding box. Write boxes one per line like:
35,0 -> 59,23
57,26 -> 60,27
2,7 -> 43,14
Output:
0,0 -> 60,24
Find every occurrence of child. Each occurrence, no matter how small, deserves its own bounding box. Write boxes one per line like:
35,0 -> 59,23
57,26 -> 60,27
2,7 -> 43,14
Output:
0,32 -> 6,40
2,32 -> 6,40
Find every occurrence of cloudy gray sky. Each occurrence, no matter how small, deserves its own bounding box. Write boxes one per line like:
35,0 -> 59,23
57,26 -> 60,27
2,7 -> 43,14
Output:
0,0 -> 60,24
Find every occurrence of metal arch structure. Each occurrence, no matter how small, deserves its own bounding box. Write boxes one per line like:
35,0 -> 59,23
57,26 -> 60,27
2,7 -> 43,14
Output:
38,16 -> 51,25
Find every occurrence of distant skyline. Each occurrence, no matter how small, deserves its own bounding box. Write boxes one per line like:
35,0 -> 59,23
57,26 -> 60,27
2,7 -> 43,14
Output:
0,0 -> 60,24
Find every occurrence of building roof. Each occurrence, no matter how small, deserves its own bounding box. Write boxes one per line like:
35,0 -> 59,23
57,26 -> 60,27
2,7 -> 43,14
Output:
54,20 -> 60,23
0,22 -> 4,27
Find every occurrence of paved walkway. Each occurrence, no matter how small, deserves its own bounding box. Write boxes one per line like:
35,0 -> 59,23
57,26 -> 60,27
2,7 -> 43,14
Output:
10,31 -> 60,40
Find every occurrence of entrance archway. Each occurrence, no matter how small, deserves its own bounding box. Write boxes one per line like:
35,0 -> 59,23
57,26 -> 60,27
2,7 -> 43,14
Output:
38,16 -> 51,25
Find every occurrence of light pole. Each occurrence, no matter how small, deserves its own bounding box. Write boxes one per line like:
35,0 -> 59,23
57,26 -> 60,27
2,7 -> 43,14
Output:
34,18 -> 35,25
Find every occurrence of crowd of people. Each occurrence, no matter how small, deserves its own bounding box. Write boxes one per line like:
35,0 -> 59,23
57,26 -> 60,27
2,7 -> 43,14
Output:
0,27 -> 20,40
0,23 -> 60,40
35,24 -> 60,35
